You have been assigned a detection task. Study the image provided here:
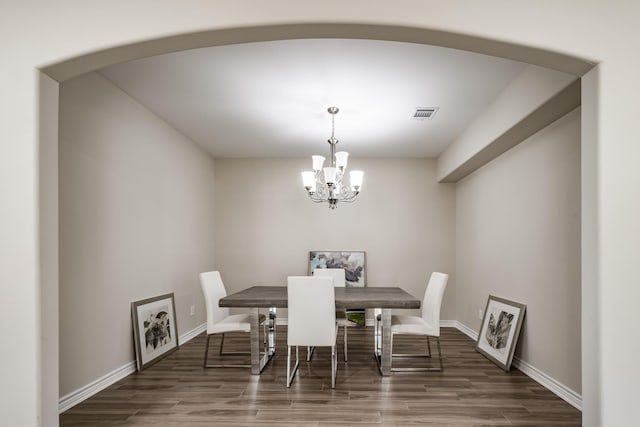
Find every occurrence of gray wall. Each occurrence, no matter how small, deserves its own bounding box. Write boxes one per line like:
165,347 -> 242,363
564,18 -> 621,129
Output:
455,108 -> 581,392
213,157 -> 457,320
58,72 -> 580,402
59,72 -> 215,396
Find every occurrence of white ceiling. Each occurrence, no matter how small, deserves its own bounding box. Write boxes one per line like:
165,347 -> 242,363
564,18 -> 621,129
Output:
100,39 -> 529,159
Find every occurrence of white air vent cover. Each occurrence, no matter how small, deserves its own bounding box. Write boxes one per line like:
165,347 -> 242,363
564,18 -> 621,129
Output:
411,107 -> 439,120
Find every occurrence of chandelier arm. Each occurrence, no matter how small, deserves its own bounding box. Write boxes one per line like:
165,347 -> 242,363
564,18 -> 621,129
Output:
308,196 -> 329,204
337,197 -> 358,203
340,191 -> 359,201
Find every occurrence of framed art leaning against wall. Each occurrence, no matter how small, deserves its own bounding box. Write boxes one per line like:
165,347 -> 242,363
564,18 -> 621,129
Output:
309,250 -> 366,326
131,293 -> 179,371
308,250 -> 366,287
475,295 -> 526,372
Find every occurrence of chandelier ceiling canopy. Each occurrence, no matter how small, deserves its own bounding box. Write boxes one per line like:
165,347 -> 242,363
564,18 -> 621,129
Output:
301,107 -> 364,209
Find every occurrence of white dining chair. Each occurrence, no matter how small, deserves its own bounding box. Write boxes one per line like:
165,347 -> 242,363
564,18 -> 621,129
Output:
312,268 -> 351,362
389,272 -> 448,372
286,276 -> 337,388
200,270 -> 265,368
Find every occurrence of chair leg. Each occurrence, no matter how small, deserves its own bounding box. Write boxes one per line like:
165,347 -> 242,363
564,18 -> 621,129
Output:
436,337 -> 443,371
217,332 -> 252,356
343,325 -> 348,362
389,332 -> 394,371
374,313 -> 382,356
203,333 -> 252,368
306,346 -> 315,362
331,345 -> 337,388
391,334 -> 444,372
286,346 -> 291,387
218,333 -> 225,355
287,345 -> 300,387
203,334 -> 212,368
262,320 -> 268,356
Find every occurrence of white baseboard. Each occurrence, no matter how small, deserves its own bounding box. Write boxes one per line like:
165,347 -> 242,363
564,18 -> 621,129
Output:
60,320 -> 582,413
512,354 -> 582,410
58,322 -> 207,413
180,322 -> 207,343
58,360 -> 136,413
454,320 -> 477,338
451,320 -> 582,411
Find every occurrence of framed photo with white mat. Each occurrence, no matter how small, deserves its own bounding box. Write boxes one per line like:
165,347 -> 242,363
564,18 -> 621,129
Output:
309,250 -> 366,326
476,295 -> 526,372
131,293 -> 179,371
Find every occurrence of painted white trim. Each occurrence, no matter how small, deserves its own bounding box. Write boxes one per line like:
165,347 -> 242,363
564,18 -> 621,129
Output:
58,360 -> 136,413
440,319 -> 459,329
58,322 -> 207,413
455,320 -> 478,339
180,322 -> 207,343
60,320 -> 582,413
512,354 -> 582,410
452,320 -> 582,411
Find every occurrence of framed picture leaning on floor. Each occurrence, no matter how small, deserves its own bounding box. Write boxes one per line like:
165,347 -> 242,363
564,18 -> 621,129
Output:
476,295 -> 526,372
131,292 -> 179,371
309,250 -> 366,326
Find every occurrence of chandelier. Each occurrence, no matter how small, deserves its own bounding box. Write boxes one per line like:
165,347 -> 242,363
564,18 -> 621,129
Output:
301,107 -> 364,209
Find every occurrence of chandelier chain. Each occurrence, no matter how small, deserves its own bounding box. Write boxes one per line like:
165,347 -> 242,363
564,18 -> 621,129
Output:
331,110 -> 335,140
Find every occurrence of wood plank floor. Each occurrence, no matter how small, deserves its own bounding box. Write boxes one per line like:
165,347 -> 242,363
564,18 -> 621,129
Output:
60,327 -> 581,426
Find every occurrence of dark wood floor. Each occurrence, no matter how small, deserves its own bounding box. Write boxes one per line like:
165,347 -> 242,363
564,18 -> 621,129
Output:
60,327 -> 581,426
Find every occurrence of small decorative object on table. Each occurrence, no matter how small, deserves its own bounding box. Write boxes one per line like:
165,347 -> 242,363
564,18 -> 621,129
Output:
309,250 -> 366,326
131,292 -> 179,371
476,295 -> 526,372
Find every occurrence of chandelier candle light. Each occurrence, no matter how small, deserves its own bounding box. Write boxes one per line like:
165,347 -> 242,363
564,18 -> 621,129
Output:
301,107 -> 364,209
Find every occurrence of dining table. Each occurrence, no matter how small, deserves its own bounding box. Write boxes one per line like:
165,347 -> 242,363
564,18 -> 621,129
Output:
219,285 -> 420,376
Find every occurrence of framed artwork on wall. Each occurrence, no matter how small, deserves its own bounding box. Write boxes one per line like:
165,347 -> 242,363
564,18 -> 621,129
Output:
131,292 -> 179,371
309,250 -> 366,326
475,295 -> 526,372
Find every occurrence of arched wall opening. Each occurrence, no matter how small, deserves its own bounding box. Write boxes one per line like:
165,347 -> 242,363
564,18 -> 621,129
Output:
38,22 -> 596,424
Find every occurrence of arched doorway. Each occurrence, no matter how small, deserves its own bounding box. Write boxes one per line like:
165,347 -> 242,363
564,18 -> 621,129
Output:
40,22 -> 595,425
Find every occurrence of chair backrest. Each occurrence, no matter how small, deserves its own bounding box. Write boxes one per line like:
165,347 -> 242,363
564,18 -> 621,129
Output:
287,276 -> 336,347
312,268 -> 346,287
200,271 -> 230,332
422,272 -> 449,332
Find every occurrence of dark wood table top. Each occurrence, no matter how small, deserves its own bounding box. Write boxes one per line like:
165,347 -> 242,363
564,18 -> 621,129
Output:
219,285 -> 420,310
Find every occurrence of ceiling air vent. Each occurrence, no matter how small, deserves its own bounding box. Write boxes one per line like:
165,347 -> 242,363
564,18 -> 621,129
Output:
411,107 -> 439,121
